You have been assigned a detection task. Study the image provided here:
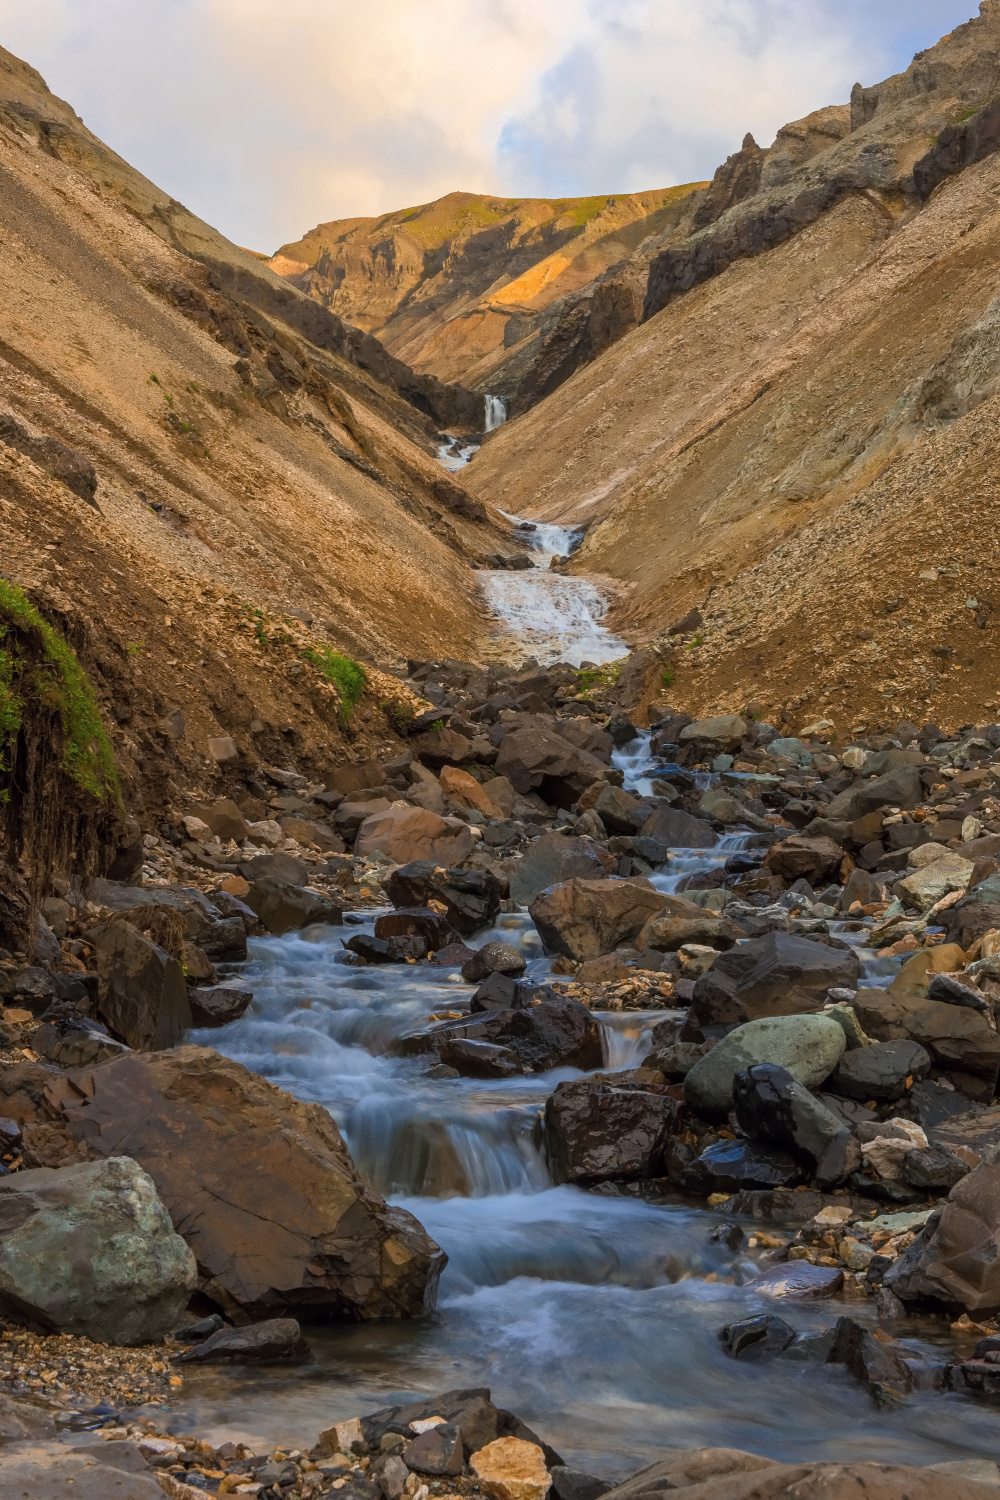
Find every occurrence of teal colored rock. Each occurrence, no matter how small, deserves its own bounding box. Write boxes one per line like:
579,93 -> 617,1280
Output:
765,737 -> 812,766
684,1014 -> 847,1113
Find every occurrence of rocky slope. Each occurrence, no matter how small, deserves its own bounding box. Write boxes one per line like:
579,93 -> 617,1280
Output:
467,1 -> 1000,734
0,44 -> 524,844
269,187 -> 704,393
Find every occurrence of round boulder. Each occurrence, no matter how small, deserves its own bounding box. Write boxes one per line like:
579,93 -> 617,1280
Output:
684,1014 -> 847,1114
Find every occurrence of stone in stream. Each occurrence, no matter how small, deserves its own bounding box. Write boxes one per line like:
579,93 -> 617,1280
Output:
529,877 -> 667,961
173,1316 -> 312,1363
355,1387 -> 563,1468
832,1039 -> 931,1102
404,1422 -> 464,1476
886,1164 -> 1000,1314
461,941 -> 528,983
95,920 -> 191,1052
544,1077 -> 682,1184
689,931 -> 859,1027
506,833 -> 614,906
0,1156 -> 196,1345
751,1261 -> 844,1298
637,896 -> 740,953
677,1139 -> 807,1195
403,997 -> 603,1074
244,878 -> 343,936
187,986 -> 254,1028
683,1015 -> 847,1114
494,719 -> 614,807
549,1468 -> 613,1500
732,1064 -> 847,1165
638,805 -> 716,848
385,863 -> 503,935
375,908 -> 460,950
355,805 -> 474,865
825,1315 -> 913,1401
438,1039 -> 521,1079
721,1314 -> 797,1361
51,1047 -> 446,1321
346,933 -> 428,964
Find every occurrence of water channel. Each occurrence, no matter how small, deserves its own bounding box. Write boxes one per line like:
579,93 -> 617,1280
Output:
176,463 -> 1000,1473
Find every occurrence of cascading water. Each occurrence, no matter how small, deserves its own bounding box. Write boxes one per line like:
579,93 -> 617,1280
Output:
484,393 -> 507,431
173,543 -> 998,1476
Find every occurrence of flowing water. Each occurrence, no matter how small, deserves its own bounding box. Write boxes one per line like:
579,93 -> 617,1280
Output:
174,508 -> 1000,1473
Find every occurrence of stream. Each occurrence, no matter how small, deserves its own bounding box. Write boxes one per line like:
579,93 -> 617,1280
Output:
175,475 -> 1000,1474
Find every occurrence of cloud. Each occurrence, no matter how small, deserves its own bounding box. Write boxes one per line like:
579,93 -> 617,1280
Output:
0,0 -> 981,249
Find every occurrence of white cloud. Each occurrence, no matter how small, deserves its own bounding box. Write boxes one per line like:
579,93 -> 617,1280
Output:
0,0 -> 981,249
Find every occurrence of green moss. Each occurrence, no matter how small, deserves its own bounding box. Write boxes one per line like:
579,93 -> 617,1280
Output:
301,646 -> 367,723
661,669 -> 675,689
0,579 -> 118,803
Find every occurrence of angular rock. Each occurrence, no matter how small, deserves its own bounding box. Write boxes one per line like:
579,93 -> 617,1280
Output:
53,1047 -> 445,1321
386,863 -> 503,934
852,990 -> 1000,1097
347,934 -> 427,964
245,879 -> 342,936
0,1156 -> 196,1344
833,1039 -> 931,1102
187,986 -> 254,1028
471,1437 -> 551,1500
827,766 -> 924,821
679,715 -> 747,752
438,1039 -> 521,1079
690,931 -> 858,1027
886,1165 -> 1000,1314
440,766 -> 505,819
355,805 -> 474,865
901,1144 -> 972,1192
190,798 -> 250,843
95,921 -> 191,1051
826,1315 -> 913,1398
733,1064 -> 847,1164
529,878 -> 666,962
405,1422 -> 464,1477
173,1316 -> 311,1363
461,941 -> 528,983
408,998 -> 603,1074
927,971 -> 994,1021
495,719 -> 611,807
721,1314 -> 797,1360
898,854 -> 974,911
375,908 -> 459,950
637,896 -> 739,953
337,798 -> 393,838
545,1078 -> 682,1183
684,1015 -> 846,1114
751,1261 -> 844,1298
639,805 -> 716,849
549,1469 -> 612,1500
888,945 -> 972,1001
506,833 -> 613,907
764,836 -> 844,886
678,1139 -> 806,1195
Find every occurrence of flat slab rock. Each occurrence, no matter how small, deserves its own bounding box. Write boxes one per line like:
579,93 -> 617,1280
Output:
599,1448 -> 996,1499
0,1438 -> 164,1499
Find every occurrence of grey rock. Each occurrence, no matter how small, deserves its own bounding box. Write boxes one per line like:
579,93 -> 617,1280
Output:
826,1315 -> 912,1398
372,1453 -> 409,1499
95,920 -> 191,1051
461,941 -> 527,983
690,931 -> 858,1027
733,1063 -> 847,1163
833,1039 -> 932,1102
188,986 -> 254,1028
403,1422 -> 463,1476
886,1164 -> 1000,1313
721,1313 -> 797,1360
506,832 -> 612,907
0,1157 -> 195,1344
0,1439 -> 164,1499
438,1038 -> 521,1079
550,1467 -> 613,1500
684,1014 -> 846,1114
827,766 -> 924,822
173,1316 -> 312,1363
245,878 -> 343,936
901,1145 -> 972,1192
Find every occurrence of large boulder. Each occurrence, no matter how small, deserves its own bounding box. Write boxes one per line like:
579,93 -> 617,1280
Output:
637,895 -> 740,953
495,720 -> 612,808
405,997 -> 604,1074
52,1047 -> 445,1322
529,878 -> 667,962
833,1040 -> 931,1103
897,854 -> 974,911
440,766 -> 505,820
545,1077 -> 682,1183
89,880 -> 248,961
638,805 -> 716,849
853,990 -> 1000,1099
0,1156 -> 195,1344
355,805 -> 474,864
733,1064 -> 847,1165
827,766 -> 924,821
95,921 -> 191,1051
763,836 -> 843,886
507,833 -> 614,907
684,1015 -> 846,1114
690,931 -> 859,1027
385,863 -> 503,934
886,1164 -> 1000,1314
678,715 -> 747,753
244,879 -> 343,936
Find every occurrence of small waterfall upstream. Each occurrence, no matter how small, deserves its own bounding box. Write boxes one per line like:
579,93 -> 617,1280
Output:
483,393 -> 507,431
175,497 -> 1000,1476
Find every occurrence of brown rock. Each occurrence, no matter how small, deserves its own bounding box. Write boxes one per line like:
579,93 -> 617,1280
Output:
637,896 -> 739,952
764,835 -> 843,885
95,921 -> 192,1052
279,816 -> 342,852
190,798 -> 250,843
52,1047 -> 446,1323
411,727 -> 481,768
325,760 -> 384,795
440,766 -> 504,819
471,1438 -> 550,1500
886,1164 -> 1000,1314
853,990 -> 1000,1096
495,720 -> 612,807
888,945 -> 969,1000
354,805 -> 473,864
506,832 -> 614,907
529,878 -> 667,962
545,1077 -> 682,1183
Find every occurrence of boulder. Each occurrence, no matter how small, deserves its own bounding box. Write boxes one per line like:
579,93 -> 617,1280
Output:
190,798 -> 251,843
679,715 -> 747,752
355,806 -> 474,865
173,1317 -> 311,1363
897,854 -> 973,911
188,986 -> 254,1028
325,760 -> 383,795
833,1040 -> 931,1102
280,816 -> 343,853
549,1470 -> 613,1500
901,1144 -> 972,1192
763,836 -> 843,886
721,1314 -> 797,1361
678,1139 -> 806,1195
637,896 -> 740,953
751,1262 -> 844,1298
0,1439 -> 168,1498
438,1039 -> 521,1079
852,990 -> 1000,1098
825,1316 -> 913,1399
411,727 -> 482,768
529,878 -> 666,961
407,763 -> 448,817
495,720 -> 612,807
245,879 -> 343,936
733,1064 -> 847,1164
886,1165 -> 1000,1314
557,717 -> 613,763
95,921 -> 191,1051
638,806 -> 716,849
927,972 -> 994,1022
684,1015 -> 846,1114
347,934 -> 428,964
407,998 -> 603,1074
471,1438 -> 551,1500
405,1423 -> 464,1477
827,766 -> 924,821
507,834 -> 614,907
336,798 -> 393,838
52,1047 -> 445,1321
440,766 -> 505,820
690,931 -> 859,1027
888,945 -> 970,1001
375,908 -> 459,950
385,863 -> 503,934
544,1078 -> 682,1183
592,786 -> 645,834
461,941 -> 527,983
0,1156 -> 195,1344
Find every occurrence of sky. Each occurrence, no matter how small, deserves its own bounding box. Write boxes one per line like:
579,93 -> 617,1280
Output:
0,0 -> 982,252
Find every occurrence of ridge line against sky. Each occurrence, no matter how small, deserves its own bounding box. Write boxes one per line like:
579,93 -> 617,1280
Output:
0,0 -> 982,252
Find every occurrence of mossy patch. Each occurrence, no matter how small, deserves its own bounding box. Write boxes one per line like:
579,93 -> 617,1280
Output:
301,646 -> 367,724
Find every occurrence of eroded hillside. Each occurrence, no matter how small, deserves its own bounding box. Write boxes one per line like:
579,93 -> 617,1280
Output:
466,0 -> 1000,734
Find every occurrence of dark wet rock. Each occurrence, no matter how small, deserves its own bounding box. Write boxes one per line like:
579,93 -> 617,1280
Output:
733,1064 -> 847,1164
763,836 -> 844,886
901,1144 -> 972,1192
592,786 -> 646,834
461,941 -> 527,983
374,908 -> 459,950
852,990 -> 1000,1100
886,1164 -> 1000,1314
469,972 -> 541,1012
385,863 -> 503,935
684,1015 -> 846,1114
752,1261 -> 844,1299
244,878 -> 343,936
545,1077 -> 682,1184
52,1046 -> 445,1321
910,1080 -> 983,1131
814,1131 -> 863,1189
506,832 -> 614,907
95,921 -> 191,1052
826,1315 -> 913,1400
639,805 -> 716,848
404,1423 -> 464,1476
549,1467 -> 613,1500
690,931 -> 859,1027
187,986 -> 254,1028
678,1139 -> 807,1195
833,1040 -> 932,1103
175,1313 -> 225,1340
346,933 -> 428,964
404,996 -> 603,1074
431,942 -> 478,968
530,877 -> 666,961
927,972 -> 994,1021
0,1157 -> 195,1345
721,1314 -> 797,1361
173,1316 -> 312,1363
929,1104 -> 1000,1158
495,719 -> 613,808
827,766 -> 924,821
438,1039 -> 521,1079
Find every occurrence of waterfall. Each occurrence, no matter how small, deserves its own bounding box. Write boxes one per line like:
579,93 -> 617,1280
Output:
484,394 -> 507,431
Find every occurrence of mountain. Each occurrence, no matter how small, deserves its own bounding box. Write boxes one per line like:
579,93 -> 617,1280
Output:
0,44 -> 509,827
268,187 -> 705,393
466,1 -> 1000,732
